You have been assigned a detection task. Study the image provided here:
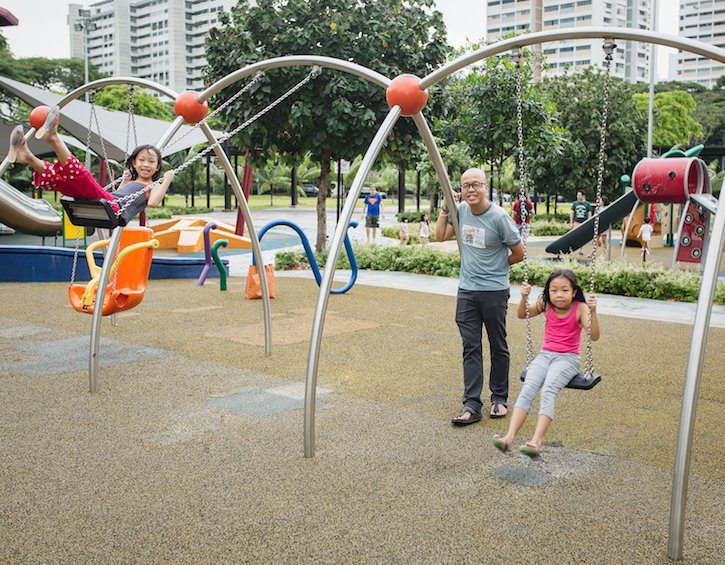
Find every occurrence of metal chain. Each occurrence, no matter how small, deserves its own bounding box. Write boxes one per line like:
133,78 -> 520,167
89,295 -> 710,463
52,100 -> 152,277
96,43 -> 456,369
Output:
70,226 -> 81,285
513,50 -> 535,367
161,71 -> 265,155
125,85 -> 138,161
584,39 -> 615,375
111,67 -> 321,218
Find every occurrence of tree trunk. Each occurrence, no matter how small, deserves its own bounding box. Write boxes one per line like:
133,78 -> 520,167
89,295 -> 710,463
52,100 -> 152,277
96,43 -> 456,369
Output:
316,151 -> 332,252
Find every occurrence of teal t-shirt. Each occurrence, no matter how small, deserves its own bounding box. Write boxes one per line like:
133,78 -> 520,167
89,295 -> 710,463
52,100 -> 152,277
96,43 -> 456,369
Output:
454,202 -> 521,291
571,200 -> 592,223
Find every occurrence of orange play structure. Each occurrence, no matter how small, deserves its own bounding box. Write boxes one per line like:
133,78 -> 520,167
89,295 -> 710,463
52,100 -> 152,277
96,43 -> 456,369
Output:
69,227 -> 159,316
151,217 -> 252,254
622,201 -> 661,246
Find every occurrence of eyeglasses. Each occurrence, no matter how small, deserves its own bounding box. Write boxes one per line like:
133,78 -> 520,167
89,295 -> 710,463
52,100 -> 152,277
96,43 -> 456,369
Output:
460,181 -> 485,191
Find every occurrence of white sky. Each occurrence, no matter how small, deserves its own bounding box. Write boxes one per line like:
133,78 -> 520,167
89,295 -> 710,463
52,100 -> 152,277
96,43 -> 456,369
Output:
1,0 -> 679,79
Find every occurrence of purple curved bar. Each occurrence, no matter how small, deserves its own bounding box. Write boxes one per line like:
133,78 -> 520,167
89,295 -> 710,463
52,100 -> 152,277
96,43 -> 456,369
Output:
195,222 -> 219,286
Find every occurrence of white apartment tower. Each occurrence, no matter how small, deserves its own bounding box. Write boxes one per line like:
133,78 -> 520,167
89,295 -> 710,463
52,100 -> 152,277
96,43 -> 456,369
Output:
677,1 -> 725,88
68,0 -> 236,93
486,0 -> 653,83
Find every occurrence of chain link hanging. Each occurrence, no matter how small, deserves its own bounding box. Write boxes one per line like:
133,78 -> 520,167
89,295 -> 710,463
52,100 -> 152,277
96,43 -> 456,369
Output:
513,49 -> 535,367
583,39 -> 615,375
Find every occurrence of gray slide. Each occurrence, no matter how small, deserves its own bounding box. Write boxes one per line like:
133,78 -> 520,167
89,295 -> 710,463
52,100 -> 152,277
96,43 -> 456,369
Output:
0,178 -> 62,236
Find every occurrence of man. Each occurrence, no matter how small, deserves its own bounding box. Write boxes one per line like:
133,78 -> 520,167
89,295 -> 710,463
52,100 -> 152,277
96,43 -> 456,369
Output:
511,190 -> 533,239
362,186 -> 384,244
570,190 -> 592,229
436,168 -> 524,424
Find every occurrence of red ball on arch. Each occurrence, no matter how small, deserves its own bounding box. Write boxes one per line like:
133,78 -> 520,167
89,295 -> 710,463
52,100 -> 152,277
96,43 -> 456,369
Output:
29,106 -> 51,130
386,75 -> 428,117
174,92 -> 208,124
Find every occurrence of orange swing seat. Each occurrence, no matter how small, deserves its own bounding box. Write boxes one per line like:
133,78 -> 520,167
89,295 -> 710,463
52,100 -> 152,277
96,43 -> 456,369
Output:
69,227 -> 159,316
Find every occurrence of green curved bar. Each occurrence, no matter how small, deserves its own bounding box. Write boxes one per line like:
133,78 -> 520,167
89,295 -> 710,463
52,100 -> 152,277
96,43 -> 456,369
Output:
211,239 -> 229,291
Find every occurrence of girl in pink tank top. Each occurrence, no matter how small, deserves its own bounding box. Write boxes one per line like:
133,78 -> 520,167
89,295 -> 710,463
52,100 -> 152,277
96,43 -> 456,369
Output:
492,269 -> 600,460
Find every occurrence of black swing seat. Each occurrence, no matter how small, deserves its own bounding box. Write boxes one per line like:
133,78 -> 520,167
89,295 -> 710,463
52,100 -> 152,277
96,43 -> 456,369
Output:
61,196 -> 120,229
520,369 -> 601,390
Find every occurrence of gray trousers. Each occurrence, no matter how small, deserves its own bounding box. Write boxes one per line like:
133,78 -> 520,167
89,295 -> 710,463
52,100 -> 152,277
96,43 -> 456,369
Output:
515,350 -> 580,420
455,288 -> 510,413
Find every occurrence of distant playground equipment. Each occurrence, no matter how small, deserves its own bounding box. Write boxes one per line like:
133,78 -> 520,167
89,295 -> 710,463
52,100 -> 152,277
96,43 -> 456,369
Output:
195,222 -> 229,288
69,226 -> 158,316
152,217 -> 252,254
245,219 -> 359,299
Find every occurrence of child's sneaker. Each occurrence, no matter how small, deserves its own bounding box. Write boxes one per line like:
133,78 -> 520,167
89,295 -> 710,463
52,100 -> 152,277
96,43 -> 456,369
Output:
35,105 -> 60,140
7,125 -> 24,163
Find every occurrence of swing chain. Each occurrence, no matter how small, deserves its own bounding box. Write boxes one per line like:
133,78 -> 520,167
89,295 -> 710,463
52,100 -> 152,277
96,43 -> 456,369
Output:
70,226 -> 82,286
584,39 -> 614,375
111,68 -> 320,220
125,85 -> 138,161
162,71 -> 265,155
513,49 -> 535,366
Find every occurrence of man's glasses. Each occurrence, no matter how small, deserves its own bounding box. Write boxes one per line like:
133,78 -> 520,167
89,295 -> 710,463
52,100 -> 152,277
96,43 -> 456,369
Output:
460,181 -> 485,191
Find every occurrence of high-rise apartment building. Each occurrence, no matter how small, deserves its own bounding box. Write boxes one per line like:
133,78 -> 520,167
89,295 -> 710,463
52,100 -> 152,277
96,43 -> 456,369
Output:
68,0 -> 236,93
677,1 -> 725,88
486,0 -> 653,83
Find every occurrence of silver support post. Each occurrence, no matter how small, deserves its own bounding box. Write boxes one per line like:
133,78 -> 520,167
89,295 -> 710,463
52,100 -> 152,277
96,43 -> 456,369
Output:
88,226 -> 123,392
198,122 -> 272,356
412,113 -> 461,252
303,106 -> 402,458
668,187 -> 725,559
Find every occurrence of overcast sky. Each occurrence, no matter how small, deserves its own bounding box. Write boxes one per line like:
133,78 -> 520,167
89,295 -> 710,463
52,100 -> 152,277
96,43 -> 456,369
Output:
2,0 -> 679,78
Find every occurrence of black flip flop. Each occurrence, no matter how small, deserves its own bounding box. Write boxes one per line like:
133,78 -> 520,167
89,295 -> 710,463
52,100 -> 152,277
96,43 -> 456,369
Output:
489,402 -> 507,419
451,407 -> 481,426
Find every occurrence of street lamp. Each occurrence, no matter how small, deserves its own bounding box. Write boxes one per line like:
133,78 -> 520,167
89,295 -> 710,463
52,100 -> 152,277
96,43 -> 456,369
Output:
74,9 -> 98,168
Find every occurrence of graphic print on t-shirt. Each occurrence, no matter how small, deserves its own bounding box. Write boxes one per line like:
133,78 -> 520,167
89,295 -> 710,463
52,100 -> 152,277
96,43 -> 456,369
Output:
462,224 -> 486,248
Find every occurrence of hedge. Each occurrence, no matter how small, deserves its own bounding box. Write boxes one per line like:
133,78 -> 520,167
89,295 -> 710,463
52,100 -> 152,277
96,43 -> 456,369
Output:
275,245 -> 725,305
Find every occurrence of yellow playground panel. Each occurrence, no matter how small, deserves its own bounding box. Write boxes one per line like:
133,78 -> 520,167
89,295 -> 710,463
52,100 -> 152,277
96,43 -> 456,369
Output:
151,217 -> 252,254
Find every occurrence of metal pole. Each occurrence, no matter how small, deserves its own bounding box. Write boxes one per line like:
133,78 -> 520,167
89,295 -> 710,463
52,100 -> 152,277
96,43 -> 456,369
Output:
646,3 -> 658,158
88,227 -> 123,392
303,107 -> 401,458
668,189 -> 725,559
83,22 -> 91,171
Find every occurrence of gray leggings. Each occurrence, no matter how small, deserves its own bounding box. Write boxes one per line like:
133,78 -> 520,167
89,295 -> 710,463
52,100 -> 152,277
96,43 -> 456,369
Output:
514,350 -> 580,420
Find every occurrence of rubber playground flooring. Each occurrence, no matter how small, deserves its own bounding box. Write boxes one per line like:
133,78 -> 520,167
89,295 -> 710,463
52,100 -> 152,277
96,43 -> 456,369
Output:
1,276 -> 724,563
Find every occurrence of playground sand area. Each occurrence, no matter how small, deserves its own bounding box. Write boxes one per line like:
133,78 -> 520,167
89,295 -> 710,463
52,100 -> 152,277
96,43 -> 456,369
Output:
1,276 -> 724,563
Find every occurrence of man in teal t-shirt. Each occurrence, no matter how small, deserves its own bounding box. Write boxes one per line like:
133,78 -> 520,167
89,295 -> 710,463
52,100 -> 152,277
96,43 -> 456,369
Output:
435,168 -> 524,424
570,190 -> 592,228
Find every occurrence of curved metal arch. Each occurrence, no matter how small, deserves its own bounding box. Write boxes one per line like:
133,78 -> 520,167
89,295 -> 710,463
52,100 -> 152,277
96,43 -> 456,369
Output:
197,55 -> 392,103
59,76 -> 179,109
420,26 -> 725,89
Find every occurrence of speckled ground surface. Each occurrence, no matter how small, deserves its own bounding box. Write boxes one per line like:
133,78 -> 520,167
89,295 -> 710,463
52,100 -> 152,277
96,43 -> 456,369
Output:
1,276 -> 723,564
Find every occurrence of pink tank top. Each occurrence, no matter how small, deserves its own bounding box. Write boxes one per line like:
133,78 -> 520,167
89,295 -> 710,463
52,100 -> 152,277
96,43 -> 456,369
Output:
541,304 -> 582,354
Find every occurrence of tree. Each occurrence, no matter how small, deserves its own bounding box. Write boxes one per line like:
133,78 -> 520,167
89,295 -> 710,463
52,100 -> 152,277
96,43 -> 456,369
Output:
205,0 -> 450,251
438,53 -> 561,205
93,85 -> 175,121
632,90 -> 702,147
540,67 -> 647,202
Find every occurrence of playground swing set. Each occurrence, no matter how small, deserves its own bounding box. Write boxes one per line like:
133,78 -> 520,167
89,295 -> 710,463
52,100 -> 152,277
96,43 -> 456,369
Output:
42,67 -> 321,318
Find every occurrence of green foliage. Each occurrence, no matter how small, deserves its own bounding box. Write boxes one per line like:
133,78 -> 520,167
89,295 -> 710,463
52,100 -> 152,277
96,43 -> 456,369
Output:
146,205 -> 213,219
530,218 -> 569,236
538,67 -> 647,202
633,90 -> 702,147
509,258 -> 724,304
276,247 -> 724,304
94,86 -> 174,121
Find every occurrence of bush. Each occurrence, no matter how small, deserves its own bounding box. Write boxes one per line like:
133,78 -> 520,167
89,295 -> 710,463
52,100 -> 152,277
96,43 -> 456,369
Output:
146,205 -> 213,219
276,245 -> 725,305
531,218 -> 570,236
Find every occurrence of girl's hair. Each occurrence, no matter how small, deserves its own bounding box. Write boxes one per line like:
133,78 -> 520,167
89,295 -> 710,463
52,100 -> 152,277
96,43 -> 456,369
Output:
125,144 -> 163,181
541,269 -> 586,306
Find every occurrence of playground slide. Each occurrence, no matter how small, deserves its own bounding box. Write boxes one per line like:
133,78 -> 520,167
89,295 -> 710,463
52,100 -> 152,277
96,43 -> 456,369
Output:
545,190 -> 639,255
0,178 -> 62,236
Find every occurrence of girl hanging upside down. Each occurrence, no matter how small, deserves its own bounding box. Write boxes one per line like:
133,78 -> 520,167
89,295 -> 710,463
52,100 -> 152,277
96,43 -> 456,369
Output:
7,105 -> 174,226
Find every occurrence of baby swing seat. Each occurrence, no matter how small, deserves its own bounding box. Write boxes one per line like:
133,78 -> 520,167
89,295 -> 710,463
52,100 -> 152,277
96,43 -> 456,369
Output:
69,227 -> 159,316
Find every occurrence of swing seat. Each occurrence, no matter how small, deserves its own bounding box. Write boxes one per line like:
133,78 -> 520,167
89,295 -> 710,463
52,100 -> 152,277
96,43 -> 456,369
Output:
61,196 -> 119,229
520,369 -> 601,390
69,227 -> 158,316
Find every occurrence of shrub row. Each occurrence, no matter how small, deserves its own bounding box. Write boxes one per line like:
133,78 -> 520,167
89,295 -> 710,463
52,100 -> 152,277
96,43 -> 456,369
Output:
275,244 -> 725,305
